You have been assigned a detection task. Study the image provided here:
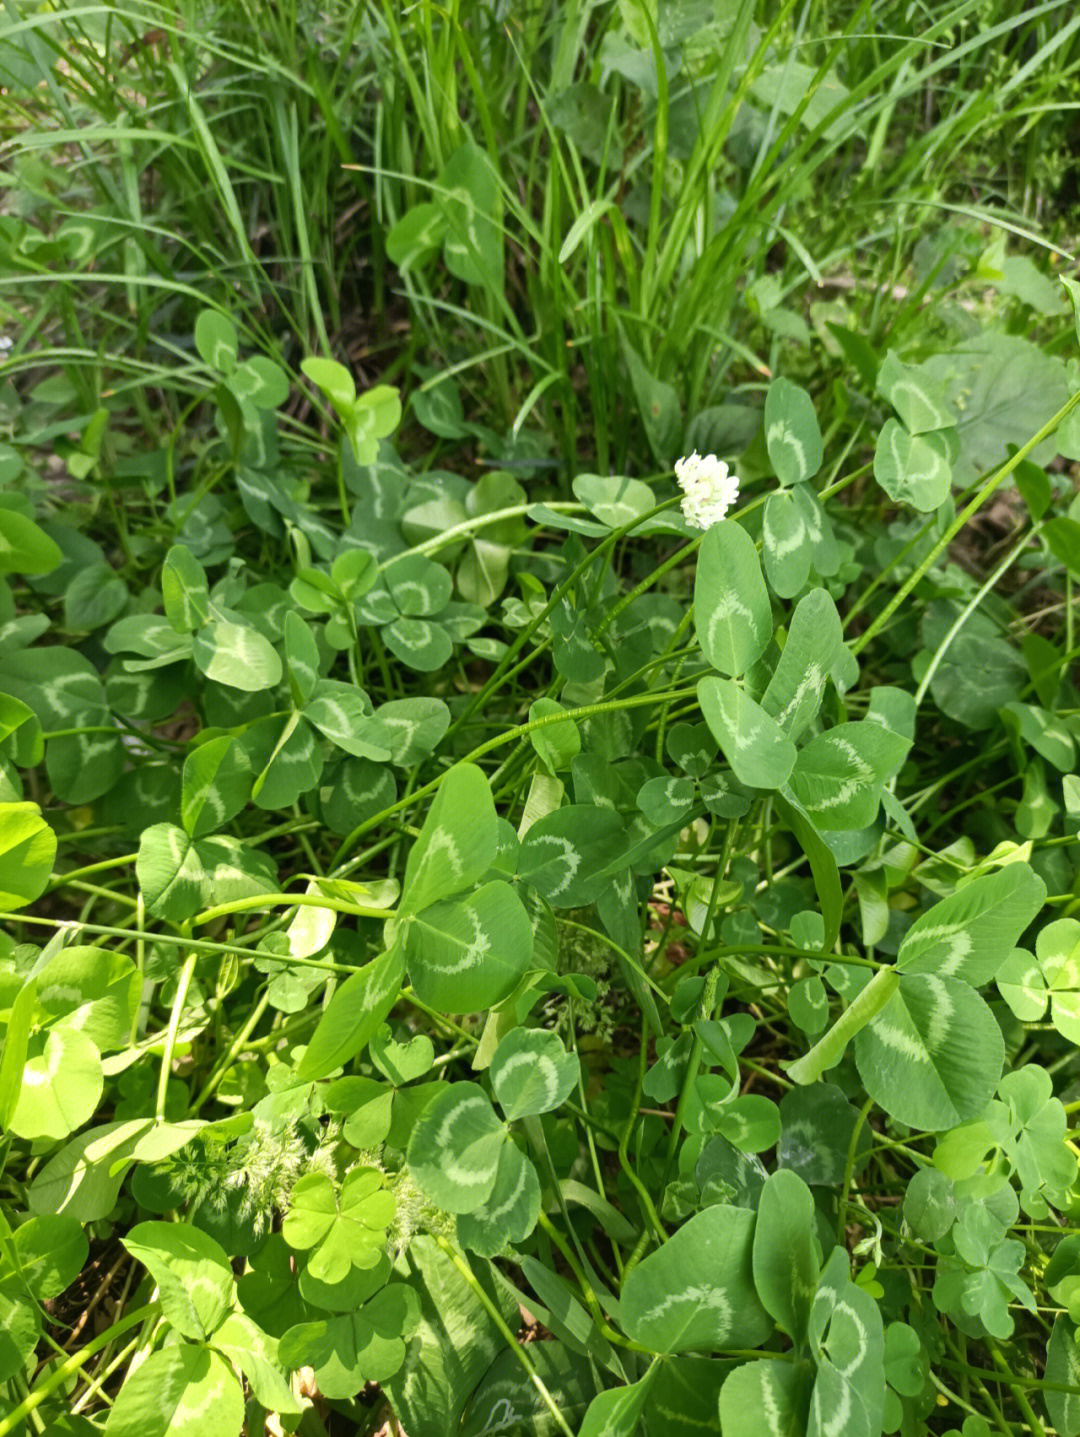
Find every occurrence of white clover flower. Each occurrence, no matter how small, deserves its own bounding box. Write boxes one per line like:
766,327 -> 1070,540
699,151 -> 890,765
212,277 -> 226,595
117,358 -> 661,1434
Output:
674,451 -> 739,530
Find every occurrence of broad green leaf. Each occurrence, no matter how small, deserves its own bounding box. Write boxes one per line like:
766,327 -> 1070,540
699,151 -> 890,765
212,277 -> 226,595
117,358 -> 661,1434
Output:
285,880 -> 336,959
384,615 -> 454,671
104,1344 -> 244,1437
789,721 -> 909,830
921,601 -> 1027,731
996,947 -> 1050,1022
228,354 -> 289,409
461,1343 -> 598,1437
280,1283 -> 421,1398
694,521 -> 772,676
370,1026 -> 434,1085
855,974 -> 1004,1131
29,1120 -> 151,1221
517,804 -> 627,908
181,735 -> 253,838
903,1167 -> 957,1242
719,1360 -> 810,1437
808,1249 -> 885,1437
194,310 -> 239,374
282,1168 -> 393,1283
320,756 -> 396,834
1001,701 -> 1076,772
0,979 -> 36,1131
1045,1316 -> 1080,1437
876,351 -> 953,434
301,355 -> 356,408
0,692 -> 41,763
3,1213 -> 88,1299
761,588 -> 843,738
637,774 -> 695,826
355,696 -> 451,767
235,1234 -> 309,1336
752,1169 -> 821,1345
778,1083 -> 872,1187
896,865 -> 1045,985
873,420 -> 952,511
161,545 -> 210,632
137,823 -> 276,921
401,762 -> 497,916
438,141 -> 503,293
248,712 -> 323,809
1045,516 -> 1080,576
643,1357 -> 733,1436
192,619 -> 282,691
63,561 -> 128,631
382,1233 -> 519,1437
122,1221 -> 234,1341
384,553 -> 453,616
295,945 -> 405,1083
621,1205 -> 771,1353
529,698 -> 582,774
578,1364 -> 660,1437
749,59 -> 851,139
296,1250 -> 391,1314
210,1311 -> 302,1415
332,546 -> 379,600
0,507 -> 63,575
346,385 -> 403,464
765,377 -> 823,485
456,1139 -> 541,1257
407,1082 -> 506,1214
106,613 -> 192,665
0,801 -> 56,910
283,610 -> 320,706
918,334 -> 1067,476
1037,918 -> 1080,1045
698,677 -> 797,790
490,1028 -> 580,1121
405,881 -> 533,1013
386,201 -> 448,271
0,1291 -> 40,1384
789,974 -> 828,1034
8,1027 -> 102,1141
573,474 -> 657,529
762,488 -> 813,598
304,679 -> 375,756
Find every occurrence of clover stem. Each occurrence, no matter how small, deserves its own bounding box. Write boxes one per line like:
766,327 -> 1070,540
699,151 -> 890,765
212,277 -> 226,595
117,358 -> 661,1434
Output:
156,948 -> 197,1121
836,1094 -> 875,1246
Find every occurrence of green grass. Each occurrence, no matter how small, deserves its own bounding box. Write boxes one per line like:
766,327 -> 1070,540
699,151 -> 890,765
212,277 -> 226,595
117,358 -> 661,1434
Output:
4,0 -> 1080,476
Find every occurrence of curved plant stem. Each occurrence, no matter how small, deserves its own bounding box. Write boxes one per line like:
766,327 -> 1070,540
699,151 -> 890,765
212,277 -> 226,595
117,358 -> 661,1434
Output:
0,1305 -> 157,1437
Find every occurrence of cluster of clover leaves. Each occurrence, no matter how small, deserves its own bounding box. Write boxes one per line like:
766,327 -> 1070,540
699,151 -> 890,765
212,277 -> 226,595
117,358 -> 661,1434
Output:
3,292 -> 1080,1437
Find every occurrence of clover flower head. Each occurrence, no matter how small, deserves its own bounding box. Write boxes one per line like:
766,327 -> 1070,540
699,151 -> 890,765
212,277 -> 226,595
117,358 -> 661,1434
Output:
674,451 -> 739,530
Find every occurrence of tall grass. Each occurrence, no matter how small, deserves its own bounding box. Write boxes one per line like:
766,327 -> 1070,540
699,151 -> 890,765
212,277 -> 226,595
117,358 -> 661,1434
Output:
2,0 -> 1079,474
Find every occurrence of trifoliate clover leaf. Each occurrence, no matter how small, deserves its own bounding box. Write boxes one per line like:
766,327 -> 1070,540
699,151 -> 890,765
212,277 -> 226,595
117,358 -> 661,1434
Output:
457,1139 -> 541,1257
489,1028 -> 580,1122
808,1248 -> 886,1437
279,1282 -> 421,1399
407,1081 -> 507,1214
621,1205 -> 771,1353
281,1167 -> 394,1284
